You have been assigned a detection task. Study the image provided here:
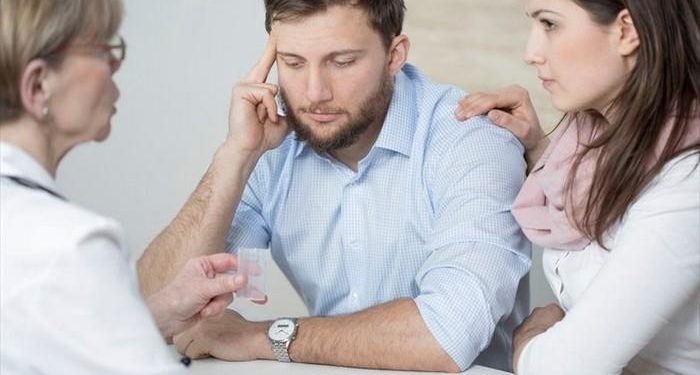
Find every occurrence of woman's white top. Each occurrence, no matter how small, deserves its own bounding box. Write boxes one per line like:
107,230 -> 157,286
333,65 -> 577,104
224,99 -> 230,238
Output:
0,142 -> 187,374
518,152 -> 700,375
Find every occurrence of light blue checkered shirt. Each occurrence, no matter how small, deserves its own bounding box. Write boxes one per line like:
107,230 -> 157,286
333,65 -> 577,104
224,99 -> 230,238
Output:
227,64 -> 531,371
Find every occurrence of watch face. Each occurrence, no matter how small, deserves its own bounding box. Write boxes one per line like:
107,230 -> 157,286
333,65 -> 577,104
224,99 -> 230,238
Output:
269,318 -> 295,341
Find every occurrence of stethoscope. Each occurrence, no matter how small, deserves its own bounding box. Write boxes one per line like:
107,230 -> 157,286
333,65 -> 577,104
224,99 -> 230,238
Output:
1,175 -> 66,201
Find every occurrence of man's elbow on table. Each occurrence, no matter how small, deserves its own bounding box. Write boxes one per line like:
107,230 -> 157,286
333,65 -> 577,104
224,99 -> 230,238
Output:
421,345 -> 462,373
437,360 -> 462,373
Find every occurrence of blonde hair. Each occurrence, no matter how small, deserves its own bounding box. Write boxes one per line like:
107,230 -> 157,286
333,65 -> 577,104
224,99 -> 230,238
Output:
0,0 -> 124,123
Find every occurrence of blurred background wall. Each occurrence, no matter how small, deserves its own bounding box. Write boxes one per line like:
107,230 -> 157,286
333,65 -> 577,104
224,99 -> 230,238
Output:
57,0 -> 557,320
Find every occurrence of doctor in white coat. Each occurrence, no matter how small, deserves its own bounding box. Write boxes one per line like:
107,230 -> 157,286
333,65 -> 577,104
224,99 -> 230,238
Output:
0,0 -> 246,373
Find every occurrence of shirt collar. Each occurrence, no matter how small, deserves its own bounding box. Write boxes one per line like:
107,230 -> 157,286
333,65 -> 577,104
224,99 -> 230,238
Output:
293,65 -> 418,159
293,135 -> 308,158
372,66 -> 417,157
0,141 -> 62,196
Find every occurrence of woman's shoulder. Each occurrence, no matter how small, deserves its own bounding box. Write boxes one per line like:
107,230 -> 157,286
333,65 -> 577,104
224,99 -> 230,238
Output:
0,185 -> 129,307
1,184 -> 125,256
612,151 -> 700,255
657,150 -> 699,179
631,151 -> 699,213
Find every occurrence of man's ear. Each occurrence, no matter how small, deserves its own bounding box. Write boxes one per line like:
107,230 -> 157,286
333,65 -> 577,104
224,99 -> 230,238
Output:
387,35 -> 410,75
615,9 -> 640,57
19,59 -> 52,120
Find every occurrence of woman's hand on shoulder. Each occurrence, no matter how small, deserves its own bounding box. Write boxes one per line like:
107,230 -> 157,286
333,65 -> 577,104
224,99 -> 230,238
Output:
455,85 -> 545,152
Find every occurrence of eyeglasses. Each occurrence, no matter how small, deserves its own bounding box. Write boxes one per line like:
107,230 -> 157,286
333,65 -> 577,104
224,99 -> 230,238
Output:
86,34 -> 127,63
103,34 -> 127,62
47,34 -> 127,65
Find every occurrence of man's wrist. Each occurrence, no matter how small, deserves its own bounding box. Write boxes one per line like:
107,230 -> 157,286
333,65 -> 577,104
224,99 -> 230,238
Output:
218,140 -> 265,164
254,320 -> 276,360
209,142 -> 264,186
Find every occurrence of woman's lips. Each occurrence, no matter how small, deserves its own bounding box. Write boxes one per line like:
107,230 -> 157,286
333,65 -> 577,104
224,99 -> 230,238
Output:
539,76 -> 555,90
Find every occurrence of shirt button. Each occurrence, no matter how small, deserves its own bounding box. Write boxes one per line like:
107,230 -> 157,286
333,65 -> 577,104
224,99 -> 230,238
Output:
351,292 -> 359,300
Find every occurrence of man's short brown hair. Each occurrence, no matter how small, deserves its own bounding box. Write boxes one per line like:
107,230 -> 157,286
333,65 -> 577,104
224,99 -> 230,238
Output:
264,0 -> 406,49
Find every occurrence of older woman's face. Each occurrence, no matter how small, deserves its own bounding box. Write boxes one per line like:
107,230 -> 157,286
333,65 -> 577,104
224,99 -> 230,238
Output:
46,42 -> 121,143
523,0 -> 631,113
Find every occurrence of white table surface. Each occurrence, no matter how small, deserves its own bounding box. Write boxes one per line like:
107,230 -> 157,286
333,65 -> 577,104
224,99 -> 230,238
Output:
182,355 -> 513,375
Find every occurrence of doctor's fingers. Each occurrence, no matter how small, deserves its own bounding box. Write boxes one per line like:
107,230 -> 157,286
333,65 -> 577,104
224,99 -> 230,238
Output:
200,292 -> 235,318
200,253 -> 239,274
200,273 -> 247,301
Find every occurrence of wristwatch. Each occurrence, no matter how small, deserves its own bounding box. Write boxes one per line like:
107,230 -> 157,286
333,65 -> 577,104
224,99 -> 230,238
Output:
268,317 -> 298,362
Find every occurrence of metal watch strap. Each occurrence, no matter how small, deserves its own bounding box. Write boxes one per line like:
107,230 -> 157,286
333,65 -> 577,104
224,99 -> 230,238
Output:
269,318 -> 297,362
271,340 -> 292,362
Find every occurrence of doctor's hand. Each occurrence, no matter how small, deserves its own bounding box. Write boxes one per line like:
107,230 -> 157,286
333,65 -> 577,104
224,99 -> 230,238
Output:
225,34 -> 290,157
174,309 -> 274,361
146,253 -> 247,343
454,85 -> 549,170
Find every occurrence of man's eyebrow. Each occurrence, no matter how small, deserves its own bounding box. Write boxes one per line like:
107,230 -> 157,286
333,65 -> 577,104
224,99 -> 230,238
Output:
276,49 -> 366,59
528,9 -> 562,18
277,51 -> 304,59
327,49 -> 365,58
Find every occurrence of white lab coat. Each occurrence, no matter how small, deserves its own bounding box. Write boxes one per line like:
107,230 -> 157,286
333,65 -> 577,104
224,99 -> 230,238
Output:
0,141 -> 187,375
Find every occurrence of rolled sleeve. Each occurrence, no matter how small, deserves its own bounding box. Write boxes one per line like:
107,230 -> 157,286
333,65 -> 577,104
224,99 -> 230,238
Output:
416,243 -> 530,370
417,117 -> 531,370
226,175 -> 271,253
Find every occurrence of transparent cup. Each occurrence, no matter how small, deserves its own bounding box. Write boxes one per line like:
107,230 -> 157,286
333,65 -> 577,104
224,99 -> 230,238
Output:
231,247 -> 267,302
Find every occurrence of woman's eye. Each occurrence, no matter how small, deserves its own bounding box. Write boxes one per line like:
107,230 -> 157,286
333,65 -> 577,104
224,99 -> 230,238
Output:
540,19 -> 556,31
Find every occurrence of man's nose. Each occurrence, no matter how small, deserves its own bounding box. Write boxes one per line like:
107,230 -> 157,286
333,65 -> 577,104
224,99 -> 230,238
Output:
305,68 -> 333,104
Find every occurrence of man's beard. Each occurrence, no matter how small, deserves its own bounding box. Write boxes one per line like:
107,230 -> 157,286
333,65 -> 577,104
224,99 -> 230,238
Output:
280,72 -> 394,153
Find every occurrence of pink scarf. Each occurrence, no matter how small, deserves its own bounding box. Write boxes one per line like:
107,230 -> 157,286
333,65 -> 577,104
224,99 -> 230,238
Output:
512,115 -> 700,251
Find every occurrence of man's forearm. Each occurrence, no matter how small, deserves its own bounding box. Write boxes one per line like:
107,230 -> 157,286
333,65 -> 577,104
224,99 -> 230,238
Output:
276,299 -> 460,372
137,143 -> 261,297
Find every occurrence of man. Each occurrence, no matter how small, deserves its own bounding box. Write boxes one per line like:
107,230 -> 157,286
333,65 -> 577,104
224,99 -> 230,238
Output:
138,0 -> 530,372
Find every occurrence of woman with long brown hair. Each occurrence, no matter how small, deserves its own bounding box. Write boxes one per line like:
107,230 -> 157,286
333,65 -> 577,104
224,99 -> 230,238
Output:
456,0 -> 699,373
